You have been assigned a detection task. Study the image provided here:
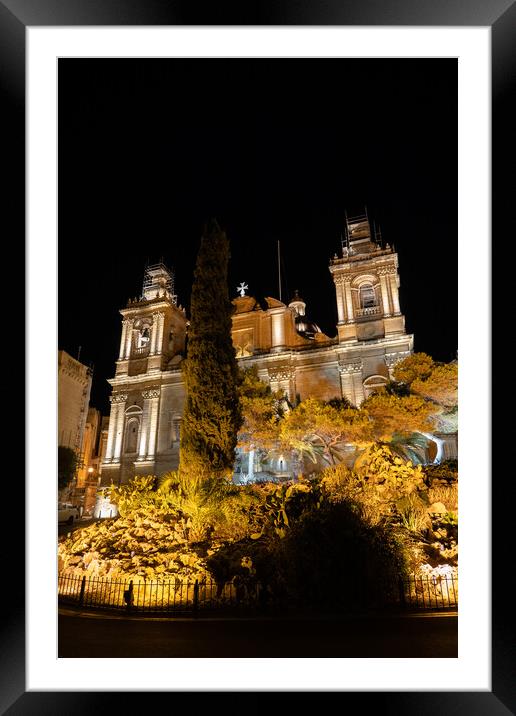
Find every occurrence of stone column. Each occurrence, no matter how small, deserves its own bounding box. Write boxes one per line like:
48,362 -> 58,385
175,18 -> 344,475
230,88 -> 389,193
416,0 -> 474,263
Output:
338,360 -> 362,406
154,312 -> 165,355
150,313 -> 160,355
338,364 -> 355,405
119,320 -> 130,359
137,394 -> 151,460
270,310 -> 286,350
344,278 -> 354,323
248,449 -> 255,481
334,276 -> 346,324
379,272 -> 392,317
143,388 -> 160,459
111,394 -> 128,462
352,368 -> 365,406
268,367 -> 294,402
104,396 -> 119,463
385,353 -> 398,380
124,319 -> 134,359
385,351 -> 411,380
389,271 -> 401,315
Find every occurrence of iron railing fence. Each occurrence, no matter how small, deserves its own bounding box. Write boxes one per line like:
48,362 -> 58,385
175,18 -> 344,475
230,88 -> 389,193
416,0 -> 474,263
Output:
58,573 -> 262,614
400,573 -> 458,610
58,572 -> 457,614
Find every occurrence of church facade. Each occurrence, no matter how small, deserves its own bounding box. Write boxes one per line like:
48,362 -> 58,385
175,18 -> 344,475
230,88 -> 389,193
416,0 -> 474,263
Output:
100,214 -> 414,487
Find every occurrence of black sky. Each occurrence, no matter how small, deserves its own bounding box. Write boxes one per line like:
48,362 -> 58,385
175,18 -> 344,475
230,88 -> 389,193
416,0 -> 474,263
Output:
58,59 -> 457,415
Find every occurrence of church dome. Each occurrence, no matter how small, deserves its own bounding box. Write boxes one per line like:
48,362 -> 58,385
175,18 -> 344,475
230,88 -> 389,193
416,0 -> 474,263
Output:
288,289 -> 306,316
288,289 -> 321,339
295,313 -> 321,340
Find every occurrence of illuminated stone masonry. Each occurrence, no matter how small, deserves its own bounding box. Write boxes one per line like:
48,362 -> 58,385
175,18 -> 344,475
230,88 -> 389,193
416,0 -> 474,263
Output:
101,217 -> 414,486
58,350 -> 93,451
100,263 -> 188,486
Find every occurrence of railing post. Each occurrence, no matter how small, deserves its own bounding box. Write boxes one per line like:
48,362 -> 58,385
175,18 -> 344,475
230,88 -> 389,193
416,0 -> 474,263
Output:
193,579 -> 199,617
78,575 -> 86,607
124,580 -> 134,613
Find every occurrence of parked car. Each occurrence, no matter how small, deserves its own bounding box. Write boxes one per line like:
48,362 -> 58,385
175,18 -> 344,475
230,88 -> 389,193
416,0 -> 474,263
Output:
58,503 -> 80,525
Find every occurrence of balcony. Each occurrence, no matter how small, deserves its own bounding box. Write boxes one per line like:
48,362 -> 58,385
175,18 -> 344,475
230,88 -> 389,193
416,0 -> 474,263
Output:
132,346 -> 150,358
356,305 -> 382,318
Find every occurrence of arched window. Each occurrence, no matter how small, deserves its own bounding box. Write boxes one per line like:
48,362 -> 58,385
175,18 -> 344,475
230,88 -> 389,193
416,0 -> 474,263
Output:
360,282 -> 377,308
363,374 -> 389,398
124,417 -> 140,453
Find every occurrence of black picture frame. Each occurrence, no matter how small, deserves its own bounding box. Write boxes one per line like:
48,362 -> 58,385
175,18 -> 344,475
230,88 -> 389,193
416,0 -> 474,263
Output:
3,0 -> 511,711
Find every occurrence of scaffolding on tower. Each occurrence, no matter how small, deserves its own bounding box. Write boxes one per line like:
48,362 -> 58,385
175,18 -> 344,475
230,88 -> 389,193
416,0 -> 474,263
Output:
141,262 -> 178,304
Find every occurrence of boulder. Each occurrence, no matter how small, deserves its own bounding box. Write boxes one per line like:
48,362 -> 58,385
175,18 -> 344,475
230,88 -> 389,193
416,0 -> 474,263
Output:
86,559 -> 99,573
427,502 -> 447,515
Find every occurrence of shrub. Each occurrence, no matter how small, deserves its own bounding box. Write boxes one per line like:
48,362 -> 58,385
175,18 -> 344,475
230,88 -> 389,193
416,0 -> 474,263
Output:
58,446 -> 78,491
427,484 -> 458,514
320,462 -> 354,503
395,493 -> 431,536
272,501 -> 410,608
108,475 -> 179,518
354,443 -> 426,498
206,538 -> 277,593
423,460 -> 458,485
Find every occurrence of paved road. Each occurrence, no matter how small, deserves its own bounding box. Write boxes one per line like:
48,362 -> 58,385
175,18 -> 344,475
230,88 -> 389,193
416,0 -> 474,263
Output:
59,610 -> 457,658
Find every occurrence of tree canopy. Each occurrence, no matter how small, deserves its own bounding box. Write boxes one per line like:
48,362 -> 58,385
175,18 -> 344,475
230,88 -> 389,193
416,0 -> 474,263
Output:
58,446 -> 77,491
280,397 -> 372,466
237,366 -> 283,453
361,392 -> 439,443
179,220 -> 242,480
392,353 -> 458,434
392,352 -> 435,385
411,363 -> 458,410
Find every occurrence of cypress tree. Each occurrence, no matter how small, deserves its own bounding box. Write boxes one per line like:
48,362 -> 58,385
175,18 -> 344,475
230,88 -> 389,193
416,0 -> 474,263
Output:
179,219 -> 242,481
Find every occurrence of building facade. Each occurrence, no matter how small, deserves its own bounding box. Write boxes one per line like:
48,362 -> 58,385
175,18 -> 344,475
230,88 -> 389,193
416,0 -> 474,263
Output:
58,350 -> 93,453
74,407 -> 103,514
100,215 -> 416,487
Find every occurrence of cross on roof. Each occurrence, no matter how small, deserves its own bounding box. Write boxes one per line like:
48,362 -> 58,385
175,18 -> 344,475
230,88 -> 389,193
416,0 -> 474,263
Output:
237,282 -> 249,297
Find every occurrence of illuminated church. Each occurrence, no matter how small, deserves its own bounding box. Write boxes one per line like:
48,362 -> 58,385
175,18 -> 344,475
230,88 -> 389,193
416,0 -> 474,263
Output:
100,213 -> 414,487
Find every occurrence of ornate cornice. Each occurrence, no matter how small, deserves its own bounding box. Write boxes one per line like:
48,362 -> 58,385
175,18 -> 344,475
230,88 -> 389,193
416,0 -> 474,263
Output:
377,266 -> 398,276
142,388 -> 160,399
268,367 -> 294,381
338,359 -> 362,374
385,351 -> 411,368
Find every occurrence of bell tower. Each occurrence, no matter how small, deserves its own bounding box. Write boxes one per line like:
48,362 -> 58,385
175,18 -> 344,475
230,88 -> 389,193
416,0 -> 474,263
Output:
115,263 -> 184,377
100,262 -> 188,486
329,212 -> 406,343
328,211 -> 413,405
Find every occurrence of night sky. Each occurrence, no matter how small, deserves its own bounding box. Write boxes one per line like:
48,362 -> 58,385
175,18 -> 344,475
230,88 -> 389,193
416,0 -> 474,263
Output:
58,59 -> 457,415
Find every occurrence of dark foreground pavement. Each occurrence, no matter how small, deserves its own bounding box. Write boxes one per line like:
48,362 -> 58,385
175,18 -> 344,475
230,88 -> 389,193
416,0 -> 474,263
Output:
59,609 -> 457,658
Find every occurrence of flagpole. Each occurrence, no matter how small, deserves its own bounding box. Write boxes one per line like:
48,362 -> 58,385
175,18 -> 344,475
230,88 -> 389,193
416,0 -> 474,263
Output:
277,240 -> 282,302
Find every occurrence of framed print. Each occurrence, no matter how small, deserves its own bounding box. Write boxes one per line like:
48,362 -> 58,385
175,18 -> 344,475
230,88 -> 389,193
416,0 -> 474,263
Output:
2,0 -> 513,711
